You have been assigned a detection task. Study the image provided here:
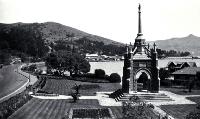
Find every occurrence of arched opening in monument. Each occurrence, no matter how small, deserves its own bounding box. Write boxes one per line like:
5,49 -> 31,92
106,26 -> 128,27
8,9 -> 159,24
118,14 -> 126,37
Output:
137,72 -> 148,90
135,70 -> 151,91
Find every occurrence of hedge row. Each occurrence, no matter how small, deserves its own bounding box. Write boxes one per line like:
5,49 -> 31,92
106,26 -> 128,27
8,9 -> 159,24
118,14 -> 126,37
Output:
73,69 -> 121,83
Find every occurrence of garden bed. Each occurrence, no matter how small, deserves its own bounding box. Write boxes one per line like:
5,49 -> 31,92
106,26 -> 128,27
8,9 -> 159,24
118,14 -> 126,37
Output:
68,108 -> 115,119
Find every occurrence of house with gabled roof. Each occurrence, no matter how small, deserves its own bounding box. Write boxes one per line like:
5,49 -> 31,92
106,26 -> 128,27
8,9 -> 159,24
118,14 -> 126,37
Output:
167,61 -> 197,73
172,67 -> 200,86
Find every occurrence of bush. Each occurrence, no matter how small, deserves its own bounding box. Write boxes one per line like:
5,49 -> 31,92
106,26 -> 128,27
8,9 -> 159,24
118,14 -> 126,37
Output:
109,73 -> 121,83
94,69 -> 105,78
28,64 -> 37,71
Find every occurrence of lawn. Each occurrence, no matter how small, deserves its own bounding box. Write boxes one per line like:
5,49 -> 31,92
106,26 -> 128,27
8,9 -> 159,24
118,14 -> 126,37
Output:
9,77 -> 123,119
160,104 -> 197,119
42,78 -> 121,96
186,96 -> 200,103
9,77 -> 160,119
161,87 -> 200,95
160,96 -> 200,119
9,98 -> 124,119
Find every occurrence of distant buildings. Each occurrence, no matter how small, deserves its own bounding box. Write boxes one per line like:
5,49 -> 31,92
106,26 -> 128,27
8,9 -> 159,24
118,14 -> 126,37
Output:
85,53 -> 99,61
10,57 -> 21,64
161,61 -> 197,80
167,61 -> 197,73
85,53 -> 123,62
172,67 -> 200,84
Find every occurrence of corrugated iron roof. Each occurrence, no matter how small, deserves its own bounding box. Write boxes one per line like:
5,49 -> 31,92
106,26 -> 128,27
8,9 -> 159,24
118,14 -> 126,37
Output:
172,67 -> 200,75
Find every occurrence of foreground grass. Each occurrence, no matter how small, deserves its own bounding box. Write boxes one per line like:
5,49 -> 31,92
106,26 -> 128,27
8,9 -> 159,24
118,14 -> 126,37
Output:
160,104 -> 197,119
9,99 -> 123,119
186,96 -> 200,103
160,96 -> 200,119
9,99 -> 101,119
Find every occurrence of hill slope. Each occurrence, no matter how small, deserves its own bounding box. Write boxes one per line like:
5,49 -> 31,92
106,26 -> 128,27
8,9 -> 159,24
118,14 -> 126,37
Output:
150,34 -> 200,56
0,22 -> 125,58
0,22 -> 123,46
41,22 -> 123,46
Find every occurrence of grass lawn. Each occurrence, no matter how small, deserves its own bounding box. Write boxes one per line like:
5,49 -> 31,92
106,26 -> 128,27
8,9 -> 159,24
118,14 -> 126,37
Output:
9,77 -> 123,119
160,88 -> 200,119
9,98 -> 158,119
160,96 -> 200,119
186,96 -> 200,103
161,87 -> 200,95
160,104 -> 197,119
42,78 -> 121,96
9,98 -> 124,119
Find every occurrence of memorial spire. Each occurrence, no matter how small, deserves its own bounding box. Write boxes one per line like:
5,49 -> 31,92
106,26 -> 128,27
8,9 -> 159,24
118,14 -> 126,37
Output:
138,4 -> 142,36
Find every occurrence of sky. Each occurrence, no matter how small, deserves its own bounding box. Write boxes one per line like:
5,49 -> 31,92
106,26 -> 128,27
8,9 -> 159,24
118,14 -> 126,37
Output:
0,0 -> 200,43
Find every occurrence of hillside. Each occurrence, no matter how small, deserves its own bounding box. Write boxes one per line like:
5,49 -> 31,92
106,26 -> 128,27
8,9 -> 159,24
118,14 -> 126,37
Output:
0,22 -> 125,59
0,22 -> 123,46
149,34 -> 200,56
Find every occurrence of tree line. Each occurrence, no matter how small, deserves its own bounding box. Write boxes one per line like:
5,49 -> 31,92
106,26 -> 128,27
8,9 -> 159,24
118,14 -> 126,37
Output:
156,49 -> 191,58
0,23 -> 49,58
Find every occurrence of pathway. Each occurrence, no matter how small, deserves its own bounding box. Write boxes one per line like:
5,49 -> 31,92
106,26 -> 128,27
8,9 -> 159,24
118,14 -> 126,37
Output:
31,91 -> 200,106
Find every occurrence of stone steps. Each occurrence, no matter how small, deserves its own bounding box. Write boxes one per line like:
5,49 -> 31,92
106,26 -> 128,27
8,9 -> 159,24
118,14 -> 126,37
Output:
117,93 -> 174,102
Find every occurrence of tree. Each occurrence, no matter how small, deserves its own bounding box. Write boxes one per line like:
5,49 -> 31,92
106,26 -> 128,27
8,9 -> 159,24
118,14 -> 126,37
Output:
109,73 -> 121,83
94,69 -> 105,78
45,50 -> 90,76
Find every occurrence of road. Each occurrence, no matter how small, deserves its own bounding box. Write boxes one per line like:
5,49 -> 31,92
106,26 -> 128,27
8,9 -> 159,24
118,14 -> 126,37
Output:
0,64 -> 37,103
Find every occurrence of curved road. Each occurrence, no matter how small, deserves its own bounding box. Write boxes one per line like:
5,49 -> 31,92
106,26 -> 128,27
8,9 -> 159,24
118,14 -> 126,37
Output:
0,64 -> 37,103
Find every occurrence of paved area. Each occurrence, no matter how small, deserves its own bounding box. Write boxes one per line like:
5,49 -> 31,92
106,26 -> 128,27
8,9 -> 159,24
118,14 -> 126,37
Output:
150,91 -> 197,106
31,92 -> 122,106
32,91 -> 200,106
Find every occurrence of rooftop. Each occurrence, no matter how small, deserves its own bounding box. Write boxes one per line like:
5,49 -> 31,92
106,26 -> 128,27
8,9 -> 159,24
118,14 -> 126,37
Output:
172,67 -> 200,75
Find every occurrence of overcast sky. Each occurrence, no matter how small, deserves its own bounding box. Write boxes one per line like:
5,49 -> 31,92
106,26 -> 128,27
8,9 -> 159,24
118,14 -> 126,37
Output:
0,0 -> 200,43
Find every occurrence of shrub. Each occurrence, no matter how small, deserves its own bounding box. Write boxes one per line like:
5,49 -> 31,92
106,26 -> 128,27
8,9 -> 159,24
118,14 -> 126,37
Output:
104,75 -> 110,80
28,64 -> 37,71
109,73 -> 121,83
147,103 -> 155,109
94,69 -> 105,78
